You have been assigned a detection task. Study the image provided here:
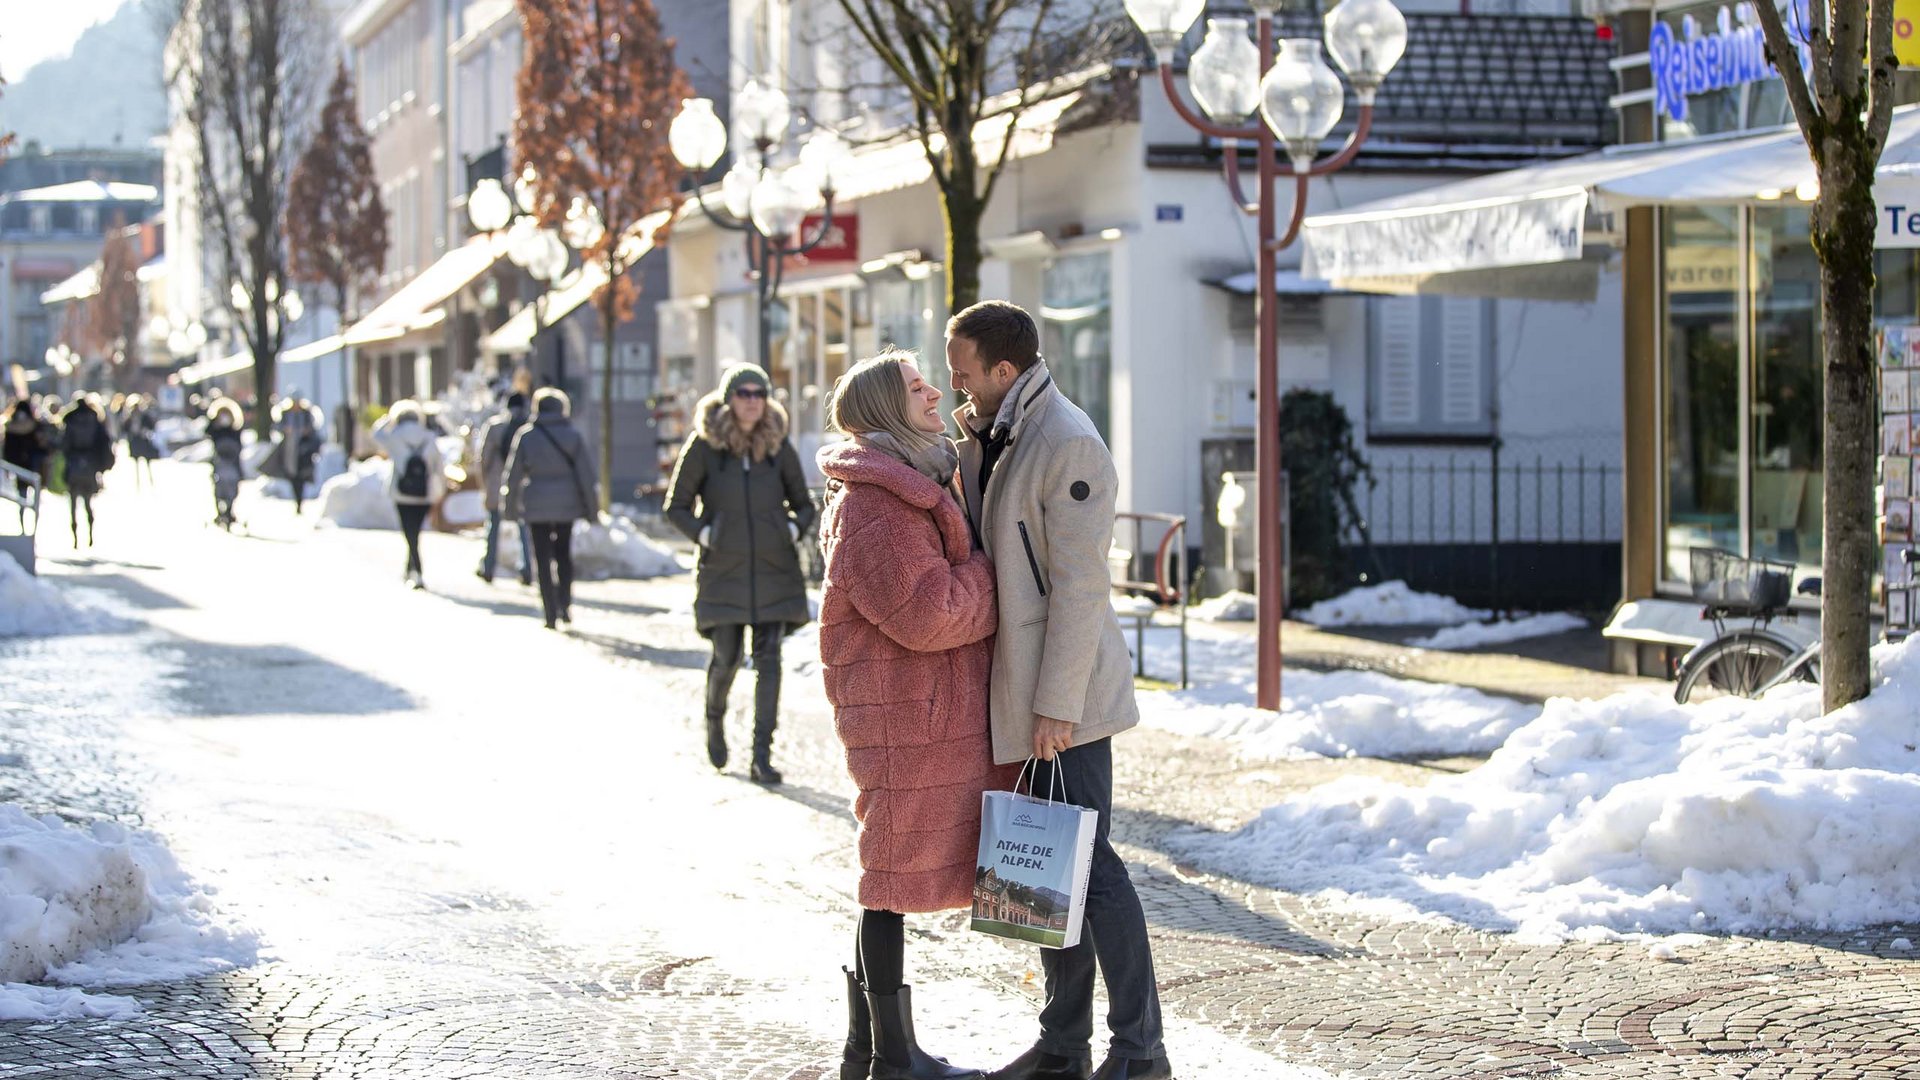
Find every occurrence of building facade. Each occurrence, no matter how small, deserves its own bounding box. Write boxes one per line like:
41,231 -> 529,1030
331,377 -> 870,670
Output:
0,180 -> 161,376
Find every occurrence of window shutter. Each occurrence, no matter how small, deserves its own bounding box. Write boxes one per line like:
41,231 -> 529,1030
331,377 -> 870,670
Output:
1437,298 -> 1489,427
1373,297 -> 1422,427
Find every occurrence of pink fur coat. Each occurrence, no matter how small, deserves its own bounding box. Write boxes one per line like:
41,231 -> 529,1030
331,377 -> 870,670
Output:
816,441 -> 1014,913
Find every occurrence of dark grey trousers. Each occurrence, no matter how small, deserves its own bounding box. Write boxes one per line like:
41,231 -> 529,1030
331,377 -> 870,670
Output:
1029,737 -> 1166,1062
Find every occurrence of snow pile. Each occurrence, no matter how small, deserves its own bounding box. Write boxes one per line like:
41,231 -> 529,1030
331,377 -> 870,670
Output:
1410,612 -> 1589,651
257,444 -> 347,501
1297,581 -> 1489,627
439,489 -> 487,528
497,515 -> 682,580
316,459 -> 400,530
1168,636 -> 1920,940
0,552 -> 96,638
1193,591 -> 1256,622
1139,628 -> 1536,759
0,804 -> 255,1020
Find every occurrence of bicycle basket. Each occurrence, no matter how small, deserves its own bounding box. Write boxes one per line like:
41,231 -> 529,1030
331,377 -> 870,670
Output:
1689,547 -> 1793,612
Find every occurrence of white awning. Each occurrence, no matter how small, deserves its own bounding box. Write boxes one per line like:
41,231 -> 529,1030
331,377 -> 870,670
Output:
177,349 -> 253,385
281,335 -> 346,365
1303,106 -> 1920,286
343,233 -> 508,345
478,211 -> 668,355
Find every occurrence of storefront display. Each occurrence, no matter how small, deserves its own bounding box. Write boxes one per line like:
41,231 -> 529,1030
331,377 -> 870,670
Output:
1880,327 -> 1919,636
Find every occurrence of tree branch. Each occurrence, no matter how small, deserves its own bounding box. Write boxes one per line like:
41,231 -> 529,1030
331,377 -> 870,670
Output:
1867,0 -> 1898,156
1755,0 -> 1823,155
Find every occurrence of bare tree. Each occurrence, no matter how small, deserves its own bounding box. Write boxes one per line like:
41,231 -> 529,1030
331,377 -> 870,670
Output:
1752,0 -> 1896,710
160,0 -> 327,435
286,61 -> 388,454
827,0 -> 1123,310
514,0 -> 690,511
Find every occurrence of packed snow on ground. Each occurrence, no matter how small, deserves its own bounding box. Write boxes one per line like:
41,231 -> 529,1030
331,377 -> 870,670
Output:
0,552 -> 100,638
497,514 -> 681,581
0,804 -> 256,1020
1297,581 -> 1490,627
1136,626 -> 1536,759
316,460 -> 401,530
1193,590 -> 1256,622
1167,636 -> 1920,941
1410,612 -> 1590,651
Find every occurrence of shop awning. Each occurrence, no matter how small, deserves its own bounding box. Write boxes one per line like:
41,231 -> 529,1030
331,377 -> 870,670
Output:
1206,269 -> 1352,296
1303,106 -> 1920,288
343,232 -> 508,346
176,335 -> 348,385
478,211 -> 668,355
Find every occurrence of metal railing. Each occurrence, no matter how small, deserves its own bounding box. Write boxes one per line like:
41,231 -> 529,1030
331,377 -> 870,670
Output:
0,460 -> 43,575
1111,512 -> 1189,690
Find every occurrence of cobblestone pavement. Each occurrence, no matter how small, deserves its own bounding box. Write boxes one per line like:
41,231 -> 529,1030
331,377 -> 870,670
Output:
2,462 -> 1916,1078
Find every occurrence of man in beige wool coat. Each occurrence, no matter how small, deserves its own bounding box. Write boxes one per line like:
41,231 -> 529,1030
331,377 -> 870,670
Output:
947,301 -> 1173,1080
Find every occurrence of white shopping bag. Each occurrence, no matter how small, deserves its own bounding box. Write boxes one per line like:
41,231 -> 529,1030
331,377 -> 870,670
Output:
971,760 -> 1098,949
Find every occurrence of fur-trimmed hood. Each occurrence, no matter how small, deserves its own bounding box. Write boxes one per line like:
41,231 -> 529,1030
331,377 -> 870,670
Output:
695,390 -> 788,462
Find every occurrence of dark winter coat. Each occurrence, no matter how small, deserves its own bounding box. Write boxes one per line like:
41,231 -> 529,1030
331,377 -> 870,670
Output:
478,406 -> 529,513
816,441 -> 1012,913
271,400 -> 323,481
58,403 -> 114,497
124,408 -> 161,460
503,410 -> 599,524
665,394 -> 815,634
3,409 -> 52,486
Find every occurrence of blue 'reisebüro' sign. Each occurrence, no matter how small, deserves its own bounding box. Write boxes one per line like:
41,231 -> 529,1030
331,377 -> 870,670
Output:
1648,0 -> 1813,124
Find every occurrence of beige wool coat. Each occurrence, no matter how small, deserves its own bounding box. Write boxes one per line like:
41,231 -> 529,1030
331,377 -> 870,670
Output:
956,374 -> 1140,766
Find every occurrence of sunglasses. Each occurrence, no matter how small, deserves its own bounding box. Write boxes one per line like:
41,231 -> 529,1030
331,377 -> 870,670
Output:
733,387 -> 769,400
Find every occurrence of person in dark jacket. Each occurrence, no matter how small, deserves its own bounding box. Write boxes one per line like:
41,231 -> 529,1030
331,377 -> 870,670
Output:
503,388 -> 600,629
206,397 -> 246,530
122,394 -> 161,488
272,394 -> 324,514
476,391 -> 534,585
665,363 -> 815,785
59,395 -> 114,548
3,397 -> 53,518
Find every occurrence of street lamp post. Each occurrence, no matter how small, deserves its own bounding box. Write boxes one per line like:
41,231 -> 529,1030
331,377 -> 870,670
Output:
1127,0 -> 1406,712
668,83 -> 852,371
470,174 -> 573,391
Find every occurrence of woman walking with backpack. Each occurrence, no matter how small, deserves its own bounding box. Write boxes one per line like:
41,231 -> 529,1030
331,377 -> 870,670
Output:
59,395 -> 115,548
372,400 -> 444,589
664,364 -> 814,784
503,388 -> 599,629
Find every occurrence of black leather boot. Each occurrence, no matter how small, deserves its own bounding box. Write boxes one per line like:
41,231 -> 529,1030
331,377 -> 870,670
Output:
865,985 -> 981,1080
989,1044 -> 1094,1080
841,967 -> 872,1080
705,712 -> 727,771
749,712 -> 781,784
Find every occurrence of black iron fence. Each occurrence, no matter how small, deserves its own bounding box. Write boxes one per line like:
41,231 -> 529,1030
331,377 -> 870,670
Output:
1348,452 -> 1622,613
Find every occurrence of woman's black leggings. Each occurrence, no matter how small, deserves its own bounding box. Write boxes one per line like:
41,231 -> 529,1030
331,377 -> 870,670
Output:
528,521 -> 575,624
397,503 -> 429,575
856,909 -> 905,994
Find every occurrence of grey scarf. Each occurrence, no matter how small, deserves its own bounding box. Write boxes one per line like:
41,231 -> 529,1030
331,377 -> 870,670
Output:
857,431 -> 960,487
990,361 -> 1052,440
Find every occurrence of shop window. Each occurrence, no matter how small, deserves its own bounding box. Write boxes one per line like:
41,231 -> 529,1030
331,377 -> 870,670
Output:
1042,252 -> 1112,441
1366,295 -> 1495,441
1749,207 -> 1823,577
1661,206 -> 1742,581
587,341 -> 654,402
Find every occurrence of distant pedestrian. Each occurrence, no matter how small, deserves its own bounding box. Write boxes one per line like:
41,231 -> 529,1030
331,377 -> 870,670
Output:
503,388 -> 599,630
371,400 -> 444,590
3,397 -> 53,518
475,391 -> 534,586
273,393 -> 324,514
206,398 -> 245,530
664,363 -> 814,784
58,395 -> 114,548
816,350 -> 1006,1080
122,394 -> 161,489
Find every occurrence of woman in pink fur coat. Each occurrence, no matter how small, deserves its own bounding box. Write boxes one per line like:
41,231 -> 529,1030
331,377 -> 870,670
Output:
817,349 -> 1007,1080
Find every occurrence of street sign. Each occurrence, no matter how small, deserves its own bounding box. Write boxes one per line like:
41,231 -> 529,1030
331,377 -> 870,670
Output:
1156,204 -> 1184,222
1898,0 -> 1920,66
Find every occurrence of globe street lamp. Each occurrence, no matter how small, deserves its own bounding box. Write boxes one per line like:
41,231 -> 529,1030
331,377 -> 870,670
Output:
1128,0 -> 1405,712
472,170 -> 576,392
669,82 -> 852,369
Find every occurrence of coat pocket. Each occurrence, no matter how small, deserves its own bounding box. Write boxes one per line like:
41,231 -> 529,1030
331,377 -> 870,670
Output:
1016,520 -> 1047,598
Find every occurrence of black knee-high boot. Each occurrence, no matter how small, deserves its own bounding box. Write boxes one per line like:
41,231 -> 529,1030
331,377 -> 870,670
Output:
865,985 -> 981,1080
841,968 -> 872,1080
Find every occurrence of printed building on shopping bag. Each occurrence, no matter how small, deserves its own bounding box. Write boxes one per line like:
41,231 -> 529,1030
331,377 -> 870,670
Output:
973,867 -> 1070,935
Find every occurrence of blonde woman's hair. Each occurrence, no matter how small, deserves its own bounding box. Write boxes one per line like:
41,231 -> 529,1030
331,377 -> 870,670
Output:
828,348 -> 942,450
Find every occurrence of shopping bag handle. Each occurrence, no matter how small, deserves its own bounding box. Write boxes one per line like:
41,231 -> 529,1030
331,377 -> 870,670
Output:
1012,757 -> 1071,806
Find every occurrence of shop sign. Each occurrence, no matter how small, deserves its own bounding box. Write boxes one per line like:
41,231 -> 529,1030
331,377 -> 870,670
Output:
1898,0 -> 1920,67
1649,0 -> 1812,124
1877,178 -> 1920,248
788,214 -> 859,265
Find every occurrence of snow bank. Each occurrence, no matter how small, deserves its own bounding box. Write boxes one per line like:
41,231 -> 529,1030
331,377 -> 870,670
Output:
1410,612 -> 1589,651
1139,628 -> 1536,760
1169,636 -> 1920,940
497,515 -> 681,580
1297,581 -> 1489,627
0,804 -> 255,1020
257,444 -> 347,501
0,552 -> 97,638
316,460 -> 400,530
1193,591 -> 1256,622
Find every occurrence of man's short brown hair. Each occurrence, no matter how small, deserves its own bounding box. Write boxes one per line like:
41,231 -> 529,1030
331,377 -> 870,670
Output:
946,300 -> 1041,374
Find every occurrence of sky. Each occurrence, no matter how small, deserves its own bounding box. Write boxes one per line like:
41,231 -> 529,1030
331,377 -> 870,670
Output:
0,0 -> 134,82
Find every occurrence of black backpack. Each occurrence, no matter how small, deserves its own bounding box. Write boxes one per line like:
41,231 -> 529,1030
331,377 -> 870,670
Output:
396,450 -> 429,498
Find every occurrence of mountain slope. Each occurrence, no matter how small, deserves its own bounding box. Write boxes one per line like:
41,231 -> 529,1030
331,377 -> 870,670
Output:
0,4 -> 167,151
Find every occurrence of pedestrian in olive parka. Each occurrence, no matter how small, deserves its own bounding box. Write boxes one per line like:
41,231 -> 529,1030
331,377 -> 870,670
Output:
664,363 -> 815,785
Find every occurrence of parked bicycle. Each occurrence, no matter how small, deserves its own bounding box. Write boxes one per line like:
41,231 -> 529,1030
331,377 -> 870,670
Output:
1672,545 -> 1920,702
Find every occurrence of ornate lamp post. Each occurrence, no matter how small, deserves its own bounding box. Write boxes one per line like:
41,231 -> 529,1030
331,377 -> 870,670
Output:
669,82 -> 852,369
1128,0 -> 1405,711
470,173 -> 576,389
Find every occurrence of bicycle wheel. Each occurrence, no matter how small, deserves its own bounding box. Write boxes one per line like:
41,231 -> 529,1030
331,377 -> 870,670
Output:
1674,632 -> 1797,703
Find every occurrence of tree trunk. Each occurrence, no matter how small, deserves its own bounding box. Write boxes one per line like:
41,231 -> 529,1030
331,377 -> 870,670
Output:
337,280 -> 355,458
1815,129 -> 1880,711
941,181 -> 983,314
600,281 -> 616,516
